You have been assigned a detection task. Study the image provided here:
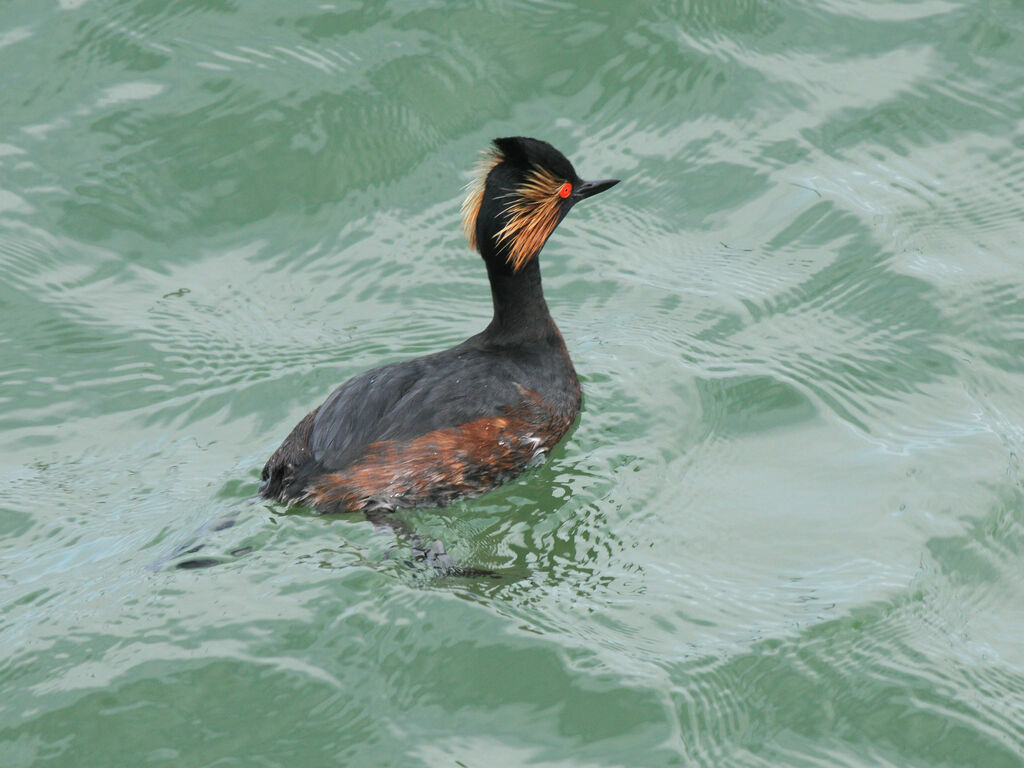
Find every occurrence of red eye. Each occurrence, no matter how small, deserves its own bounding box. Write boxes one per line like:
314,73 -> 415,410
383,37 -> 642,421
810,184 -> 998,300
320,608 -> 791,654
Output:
558,182 -> 572,199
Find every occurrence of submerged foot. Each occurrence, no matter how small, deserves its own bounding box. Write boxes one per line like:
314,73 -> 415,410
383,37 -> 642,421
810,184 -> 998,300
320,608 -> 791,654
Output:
147,510 -> 249,571
407,538 -> 498,579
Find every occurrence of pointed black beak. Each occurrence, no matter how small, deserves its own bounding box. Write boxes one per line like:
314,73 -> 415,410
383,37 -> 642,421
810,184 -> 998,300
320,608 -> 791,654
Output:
575,178 -> 620,200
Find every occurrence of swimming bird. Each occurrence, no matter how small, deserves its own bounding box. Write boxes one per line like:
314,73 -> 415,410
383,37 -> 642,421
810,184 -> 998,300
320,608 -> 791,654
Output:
259,136 -> 618,514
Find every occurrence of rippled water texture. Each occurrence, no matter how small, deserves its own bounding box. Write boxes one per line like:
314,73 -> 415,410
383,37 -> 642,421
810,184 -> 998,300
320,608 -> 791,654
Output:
3,0 -> 1024,765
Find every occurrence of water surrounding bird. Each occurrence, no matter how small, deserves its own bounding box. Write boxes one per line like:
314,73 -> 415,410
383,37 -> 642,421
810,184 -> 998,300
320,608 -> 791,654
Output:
259,136 -> 619,514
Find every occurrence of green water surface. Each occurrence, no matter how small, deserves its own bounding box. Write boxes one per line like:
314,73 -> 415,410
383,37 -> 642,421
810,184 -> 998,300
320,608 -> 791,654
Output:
2,1 -> 1024,766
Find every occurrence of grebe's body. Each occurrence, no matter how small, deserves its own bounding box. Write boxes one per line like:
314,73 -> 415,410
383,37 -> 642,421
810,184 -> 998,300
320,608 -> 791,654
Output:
259,137 -> 617,513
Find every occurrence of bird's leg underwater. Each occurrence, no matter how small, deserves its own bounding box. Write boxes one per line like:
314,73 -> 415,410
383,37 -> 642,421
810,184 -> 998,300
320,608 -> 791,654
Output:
148,499 -> 257,571
153,499 -> 496,578
365,510 -> 498,579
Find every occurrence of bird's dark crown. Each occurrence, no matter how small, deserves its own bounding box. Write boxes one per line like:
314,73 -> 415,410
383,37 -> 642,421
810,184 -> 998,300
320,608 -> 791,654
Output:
491,136 -> 578,181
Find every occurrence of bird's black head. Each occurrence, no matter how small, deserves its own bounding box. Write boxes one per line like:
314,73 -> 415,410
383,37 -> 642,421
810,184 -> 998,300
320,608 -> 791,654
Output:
461,137 -> 619,273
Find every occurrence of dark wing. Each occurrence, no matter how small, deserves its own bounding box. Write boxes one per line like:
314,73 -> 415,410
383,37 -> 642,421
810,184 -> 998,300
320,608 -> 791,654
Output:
309,345 -> 527,472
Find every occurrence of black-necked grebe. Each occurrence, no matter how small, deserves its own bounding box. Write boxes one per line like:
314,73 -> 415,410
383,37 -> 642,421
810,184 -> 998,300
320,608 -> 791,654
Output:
259,136 -> 618,513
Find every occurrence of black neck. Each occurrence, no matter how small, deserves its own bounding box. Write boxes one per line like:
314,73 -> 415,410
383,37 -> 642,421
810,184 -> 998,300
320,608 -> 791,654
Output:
481,256 -> 556,344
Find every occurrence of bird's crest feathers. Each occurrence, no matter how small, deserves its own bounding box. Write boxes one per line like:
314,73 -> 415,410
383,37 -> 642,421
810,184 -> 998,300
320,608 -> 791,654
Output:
461,138 -> 572,272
